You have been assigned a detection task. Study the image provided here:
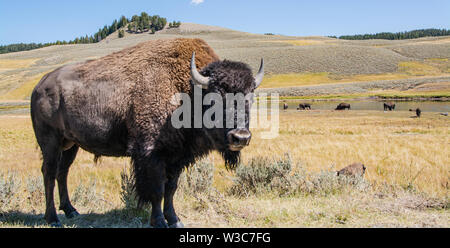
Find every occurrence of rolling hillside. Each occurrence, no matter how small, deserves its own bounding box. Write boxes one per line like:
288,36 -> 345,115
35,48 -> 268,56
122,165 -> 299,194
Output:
0,23 -> 449,100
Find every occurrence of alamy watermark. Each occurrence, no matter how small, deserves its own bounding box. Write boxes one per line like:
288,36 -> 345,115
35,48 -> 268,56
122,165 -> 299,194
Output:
170,85 -> 279,139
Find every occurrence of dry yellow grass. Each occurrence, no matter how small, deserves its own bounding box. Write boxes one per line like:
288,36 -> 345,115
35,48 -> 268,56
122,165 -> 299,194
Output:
261,72 -> 413,88
414,37 -> 450,45
398,61 -> 442,76
216,110 -> 450,197
260,60 -> 450,89
261,72 -> 331,88
0,110 -> 448,227
0,72 -> 48,101
0,59 -> 37,72
263,40 -> 328,46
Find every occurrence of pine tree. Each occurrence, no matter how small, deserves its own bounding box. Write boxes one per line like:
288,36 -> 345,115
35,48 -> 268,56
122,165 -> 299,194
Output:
118,30 -> 125,38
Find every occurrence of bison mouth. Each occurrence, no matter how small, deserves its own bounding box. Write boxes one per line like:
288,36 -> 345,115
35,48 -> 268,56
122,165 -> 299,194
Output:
226,128 -> 251,151
228,144 -> 246,151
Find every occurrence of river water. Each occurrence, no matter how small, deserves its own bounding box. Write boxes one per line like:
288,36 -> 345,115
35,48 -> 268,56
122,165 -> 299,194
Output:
280,100 -> 450,113
1,100 -> 449,115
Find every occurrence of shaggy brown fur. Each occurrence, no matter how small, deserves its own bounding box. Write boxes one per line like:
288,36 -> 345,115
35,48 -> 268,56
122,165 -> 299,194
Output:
337,162 -> 366,177
76,38 -> 219,155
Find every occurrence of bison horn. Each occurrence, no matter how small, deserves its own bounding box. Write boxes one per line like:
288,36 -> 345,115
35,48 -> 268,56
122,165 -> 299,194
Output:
190,52 -> 210,89
254,58 -> 264,88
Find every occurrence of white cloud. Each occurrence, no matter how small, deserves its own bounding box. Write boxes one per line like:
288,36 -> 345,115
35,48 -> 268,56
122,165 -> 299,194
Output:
191,0 -> 204,5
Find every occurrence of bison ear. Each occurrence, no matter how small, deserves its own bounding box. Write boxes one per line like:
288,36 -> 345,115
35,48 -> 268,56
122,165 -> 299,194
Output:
254,58 -> 264,88
190,52 -> 210,89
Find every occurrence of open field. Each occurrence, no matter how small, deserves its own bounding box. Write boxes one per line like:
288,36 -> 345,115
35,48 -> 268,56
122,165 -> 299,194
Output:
1,23 -> 450,101
0,110 -> 448,227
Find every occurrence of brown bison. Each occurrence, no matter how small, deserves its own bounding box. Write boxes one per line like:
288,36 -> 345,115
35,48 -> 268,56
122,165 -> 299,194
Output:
383,102 -> 395,111
297,103 -> 311,110
30,38 -> 264,228
283,103 -> 288,110
337,163 -> 366,177
335,102 -> 351,110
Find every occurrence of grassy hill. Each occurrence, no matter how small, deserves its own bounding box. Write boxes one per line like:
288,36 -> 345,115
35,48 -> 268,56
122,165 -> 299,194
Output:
0,23 -> 449,100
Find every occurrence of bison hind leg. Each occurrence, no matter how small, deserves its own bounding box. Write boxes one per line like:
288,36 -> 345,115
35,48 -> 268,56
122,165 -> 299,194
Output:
36,132 -> 63,226
57,145 -> 80,219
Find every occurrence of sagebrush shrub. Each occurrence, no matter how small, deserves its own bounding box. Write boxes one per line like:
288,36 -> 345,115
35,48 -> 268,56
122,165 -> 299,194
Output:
179,158 -> 215,195
229,154 -> 370,197
0,171 -> 21,211
25,175 -> 44,210
120,167 -> 139,210
72,179 -> 105,210
229,154 -> 302,196
0,171 -> 21,210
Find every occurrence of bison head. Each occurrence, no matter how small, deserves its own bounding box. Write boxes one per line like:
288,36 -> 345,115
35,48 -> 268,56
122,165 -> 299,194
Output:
190,52 -> 264,169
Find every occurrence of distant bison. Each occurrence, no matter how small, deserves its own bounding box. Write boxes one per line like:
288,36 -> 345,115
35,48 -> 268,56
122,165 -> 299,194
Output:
409,108 -> 422,118
383,102 -> 395,111
297,103 -> 311,110
30,38 -> 265,228
337,163 -> 366,177
283,103 -> 288,110
416,108 -> 422,118
335,103 -> 351,110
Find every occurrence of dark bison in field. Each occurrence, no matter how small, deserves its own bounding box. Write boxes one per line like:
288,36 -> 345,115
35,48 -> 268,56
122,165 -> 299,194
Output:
416,108 -> 422,118
283,103 -> 288,110
297,103 -> 311,110
30,38 -> 264,228
335,103 -> 351,110
409,108 -> 422,118
383,102 -> 395,111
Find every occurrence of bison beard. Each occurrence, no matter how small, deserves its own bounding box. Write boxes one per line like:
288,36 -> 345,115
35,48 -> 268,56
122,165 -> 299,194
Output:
222,150 -> 241,170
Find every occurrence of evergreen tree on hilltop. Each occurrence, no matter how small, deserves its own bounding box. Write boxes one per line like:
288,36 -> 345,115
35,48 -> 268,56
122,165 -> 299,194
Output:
0,12 -> 180,54
118,30 -> 125,38
140,12 -> 150,31
118,16 -> 128,29
339,28 -> 450,40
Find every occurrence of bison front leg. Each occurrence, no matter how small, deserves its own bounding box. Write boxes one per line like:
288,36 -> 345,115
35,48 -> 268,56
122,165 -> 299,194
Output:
164,170 -> 184,228
132,154 -> 169,228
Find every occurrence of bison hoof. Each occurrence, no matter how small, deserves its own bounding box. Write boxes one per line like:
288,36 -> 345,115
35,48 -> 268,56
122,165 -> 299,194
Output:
150,217 -> 169,228
150,222 -> 169,228
50,221 -> 63,228
66,210 -> 80,219
169,221 -> 185,228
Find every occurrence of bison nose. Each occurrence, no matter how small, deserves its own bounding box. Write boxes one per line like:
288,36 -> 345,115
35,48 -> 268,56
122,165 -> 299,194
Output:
227,129 -> 252,147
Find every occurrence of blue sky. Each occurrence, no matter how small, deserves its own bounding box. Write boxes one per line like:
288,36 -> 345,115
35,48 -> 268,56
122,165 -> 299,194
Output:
0,0 -> 449,45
